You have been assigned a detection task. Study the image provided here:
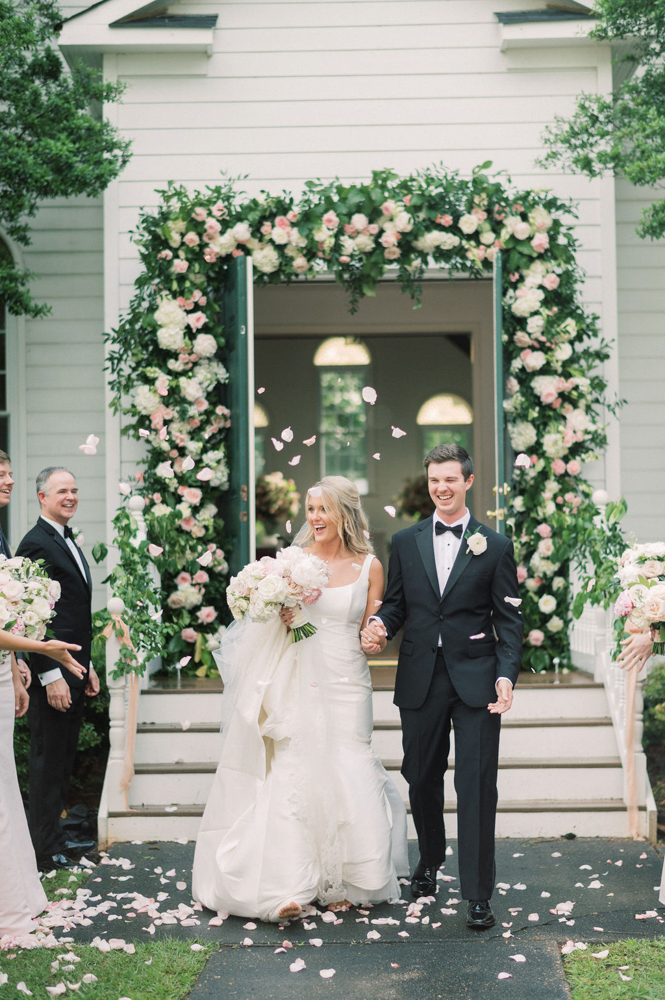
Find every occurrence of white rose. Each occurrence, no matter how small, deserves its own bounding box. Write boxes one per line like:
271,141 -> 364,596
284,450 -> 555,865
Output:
466,532 -> 488,556
232,222 -> 252,242
558,318 -> 577,340
513,221 -> 532,241
642,560 -> 665,579
256,573 -> 289,604
157,325 -> 186,352
179,377 -> 205,402
351,213 -> 369,231
527,315 -> 545,335
354,234 -> 375,253
538,594 -> 557,614
512,496 -> 525,512
552,576 -> 566,592
48,580 -> 61,602
31,596 -> 53,620
458,214 -> 479,234
554,342 -> 573,363
271,227 -> 290,245
439,232 -> 460,250
538,538 -> 554,558
547,615 -> 564,632
23,610 -> 41,628
394,211 -> 413,233
523,351 -> 546,372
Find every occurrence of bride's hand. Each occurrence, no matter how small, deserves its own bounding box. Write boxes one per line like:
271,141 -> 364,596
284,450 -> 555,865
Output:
41,640 -> 86,679
616,630 -> 653,672
278,605 -> 294,630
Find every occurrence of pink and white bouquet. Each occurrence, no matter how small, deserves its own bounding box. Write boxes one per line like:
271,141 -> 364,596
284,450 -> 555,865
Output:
614,543 -> 665,656
0,555 -> 61,639
226,545 -> 330,642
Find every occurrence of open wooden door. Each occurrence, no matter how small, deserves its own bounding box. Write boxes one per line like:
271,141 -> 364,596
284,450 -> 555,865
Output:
222,255 -> 255,575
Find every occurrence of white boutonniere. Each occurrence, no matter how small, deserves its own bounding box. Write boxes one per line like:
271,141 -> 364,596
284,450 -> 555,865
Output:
71,527 -> 84,548
465,529 -> 487,556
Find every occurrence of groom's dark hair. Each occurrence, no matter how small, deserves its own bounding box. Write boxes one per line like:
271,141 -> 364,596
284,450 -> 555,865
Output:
424,443 -> 473,480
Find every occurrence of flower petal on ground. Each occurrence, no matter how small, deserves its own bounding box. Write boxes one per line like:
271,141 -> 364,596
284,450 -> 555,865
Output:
320,969 -> 336,978
289,958 -> 306,972
498,973 -> 512,980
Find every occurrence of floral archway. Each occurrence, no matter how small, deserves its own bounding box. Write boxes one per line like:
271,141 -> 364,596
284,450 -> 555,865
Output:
106,163 -> 616,676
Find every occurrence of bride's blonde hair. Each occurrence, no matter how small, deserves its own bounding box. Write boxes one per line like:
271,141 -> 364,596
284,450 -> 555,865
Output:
294,476 -> 373,555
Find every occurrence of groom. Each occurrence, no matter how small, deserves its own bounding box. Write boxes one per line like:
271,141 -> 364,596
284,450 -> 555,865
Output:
362,444 -> 523,929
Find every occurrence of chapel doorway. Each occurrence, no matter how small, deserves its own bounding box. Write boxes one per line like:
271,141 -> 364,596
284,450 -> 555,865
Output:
252,277 -> 496,571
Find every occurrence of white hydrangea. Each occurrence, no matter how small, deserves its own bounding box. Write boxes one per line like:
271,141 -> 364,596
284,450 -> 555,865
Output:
566,408 -> 591,434
558,318 -> 577,340
154,296 -> 187,330
252,244 -> 281,274
522,351 -> 546,372
179,377 -> 205,402
157,326 -> 186,352
271,227 -> 291,245
209,231 -> 238,256
394,211 -> 413,233
542,432 -> 568,459
134,385 -> 161,415
509,420 -> 537,451
192,333 -> 218,358
529,206 -> 553,232
354,234 -> 375,253
526,314 -> 545,335
511,287 -> 544,318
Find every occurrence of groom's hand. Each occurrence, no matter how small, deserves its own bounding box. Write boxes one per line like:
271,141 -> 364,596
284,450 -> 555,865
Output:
361,619 -> 386,654
488,678 -> 513,715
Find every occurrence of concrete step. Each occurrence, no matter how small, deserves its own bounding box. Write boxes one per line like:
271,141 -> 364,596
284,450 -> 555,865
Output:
107,798 -> 648,845
138,691 -> 223,726
135,724 -> 222,764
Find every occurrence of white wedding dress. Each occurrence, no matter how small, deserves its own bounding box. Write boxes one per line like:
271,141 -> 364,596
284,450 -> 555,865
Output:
0,654 -> 47,941
192,553 -> 409,922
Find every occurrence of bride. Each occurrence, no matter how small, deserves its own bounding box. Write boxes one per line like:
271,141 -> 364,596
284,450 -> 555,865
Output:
1,633 -> 85,943
192,476 -> 409,922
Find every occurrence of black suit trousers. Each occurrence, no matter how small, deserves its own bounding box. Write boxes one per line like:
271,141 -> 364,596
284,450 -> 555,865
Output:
27,679 -> 86,857
399,653 -> 500,900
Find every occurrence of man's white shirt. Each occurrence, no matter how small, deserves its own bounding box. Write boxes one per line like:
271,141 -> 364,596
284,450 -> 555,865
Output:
38,515 -> 88,687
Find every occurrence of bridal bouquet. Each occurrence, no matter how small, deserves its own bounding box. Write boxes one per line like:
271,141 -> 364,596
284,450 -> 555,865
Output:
226,545 -> 330,642
0,555 -> 61,639
614,542 -> 665,656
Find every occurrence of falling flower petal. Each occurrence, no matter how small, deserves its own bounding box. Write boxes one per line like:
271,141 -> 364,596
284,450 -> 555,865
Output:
588,881 -> 603,889
362,386 -> 377,405
541,892 -> 551,898
288,455 -> 301,466
303,435 -> 316,447
373,453 -> 381,460
78,445 -> 97,456
391,426 -> 407,438
505,596 -> 522,607
182,455 -> 195,472
196,467 -> 214,481
289,958 -> 306,972
320,970 -> 336,979
551,852 -> 562,857
176,881 -> 187,890
285,520 -> 292,533
513,883 -> 527,890
514,453 -> 531,469
197,550 -> 213,566
281,427 -> 294,442
81,976 -> 97,985
139,428 -> 150,438
618,972 -> 632,982
179,656 -> 191,668
384,505 -> 397,517
398,931 -> 410,937
159,427 -> 168,440
118,482 -> 132,496
271,438 -> 284,451
148,544 -> 164,557
528,913 -> 539,922
257,387 -> 265,394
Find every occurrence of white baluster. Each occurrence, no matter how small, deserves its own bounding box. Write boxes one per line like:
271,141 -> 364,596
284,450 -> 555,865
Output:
105,596 -> 128,813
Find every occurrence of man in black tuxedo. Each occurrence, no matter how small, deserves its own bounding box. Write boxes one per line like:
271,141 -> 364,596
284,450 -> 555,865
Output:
17,467 -> 100,871
362,444 -> 523,929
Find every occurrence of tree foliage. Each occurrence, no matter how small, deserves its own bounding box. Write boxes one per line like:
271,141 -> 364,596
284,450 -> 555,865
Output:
0,0 -> 131,316
539,0 -> 665,240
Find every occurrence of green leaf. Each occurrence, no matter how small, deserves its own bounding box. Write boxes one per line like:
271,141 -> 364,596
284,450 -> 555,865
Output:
92,541 -> 108,564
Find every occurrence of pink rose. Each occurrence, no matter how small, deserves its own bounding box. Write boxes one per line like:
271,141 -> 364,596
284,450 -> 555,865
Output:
274,216 -> 291,230
322,211 -> 339,230
531,232 -> 549,253
192,207 -> 207,221
203,249 -> 219,264
183,487 -> 203,505
542,273 -> 560,291
173,259 -> 189,274
211,201 -> 226,219
535,524 -> 552,538
286,210 -> 298,223
181,627 -> 198,642
528,629 -> 545,647
193,397 -> 208,413
516,564 -> 528,584
436,214 -> 453,227
403,194 -> 412,206
343,223 -> 357,237
204,218 -> 222,237
541,388 -> 559,405
514,331 -> 532,348
197,606 -> 218,625
339,255 -> 351,264
381,200 -> 397,217
180,516 -> 195,532
552,459 -> 566,475
260,222 -> 272,236
471,207 -> 487,221
193,570 -> 209,584
184,232 -> 200,247
380,231 -> 399,248
367,223 -> 380,236
384,246 -> 401,260
231,248 -> 244,257
176,572 -> 192,586
566,460 -> 581,476
158,250 -> 173,261
187,311 -> 206,331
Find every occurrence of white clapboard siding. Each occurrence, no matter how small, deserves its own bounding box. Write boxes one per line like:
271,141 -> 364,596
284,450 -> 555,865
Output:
615,178 -> 665,540
20,195 -> 107,593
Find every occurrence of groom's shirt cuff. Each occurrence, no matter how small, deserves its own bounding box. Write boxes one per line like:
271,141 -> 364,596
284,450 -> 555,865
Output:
39,667 -> 64,686
496,676 -> 513,690
367,614 -> 388,637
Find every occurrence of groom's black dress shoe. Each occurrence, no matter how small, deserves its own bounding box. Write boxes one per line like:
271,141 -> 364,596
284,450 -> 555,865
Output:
410,864 -> 438,898
37,853 -> 79,872
466,899 -> 496,929
63,839 -> 96,856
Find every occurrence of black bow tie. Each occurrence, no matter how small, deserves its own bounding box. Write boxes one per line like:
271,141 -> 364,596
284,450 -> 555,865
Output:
64,525 -> 74,540
435,522 -> 463,537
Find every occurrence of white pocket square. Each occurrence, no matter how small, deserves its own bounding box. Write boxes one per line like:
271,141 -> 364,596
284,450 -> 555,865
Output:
469,632 -> 486,640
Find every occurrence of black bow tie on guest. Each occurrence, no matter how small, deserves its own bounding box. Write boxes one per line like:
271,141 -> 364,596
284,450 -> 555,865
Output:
435,522 -> 463,537
64,525 -> 75,540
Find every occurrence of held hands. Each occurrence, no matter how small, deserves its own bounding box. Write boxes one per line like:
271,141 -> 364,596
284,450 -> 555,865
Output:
42,639 -> 86,680
616,630 -> 653,673
488,678 -> 513,715
361,619 -> 387,655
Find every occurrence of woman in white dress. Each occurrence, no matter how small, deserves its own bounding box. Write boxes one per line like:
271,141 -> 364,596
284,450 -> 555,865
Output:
193,476 -> 409,922
0,634 -> 85,943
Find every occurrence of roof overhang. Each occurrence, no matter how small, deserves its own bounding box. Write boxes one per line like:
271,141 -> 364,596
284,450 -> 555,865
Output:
58,0 -> 216,58
497,16 -> 597,50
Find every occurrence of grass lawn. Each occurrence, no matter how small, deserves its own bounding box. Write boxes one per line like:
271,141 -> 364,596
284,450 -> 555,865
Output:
0,869 -> 213,999
565,939 -> 665,999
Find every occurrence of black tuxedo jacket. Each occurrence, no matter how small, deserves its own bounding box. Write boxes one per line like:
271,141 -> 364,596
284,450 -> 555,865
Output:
379,514 -> 523,710
16,518 -> 93,688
